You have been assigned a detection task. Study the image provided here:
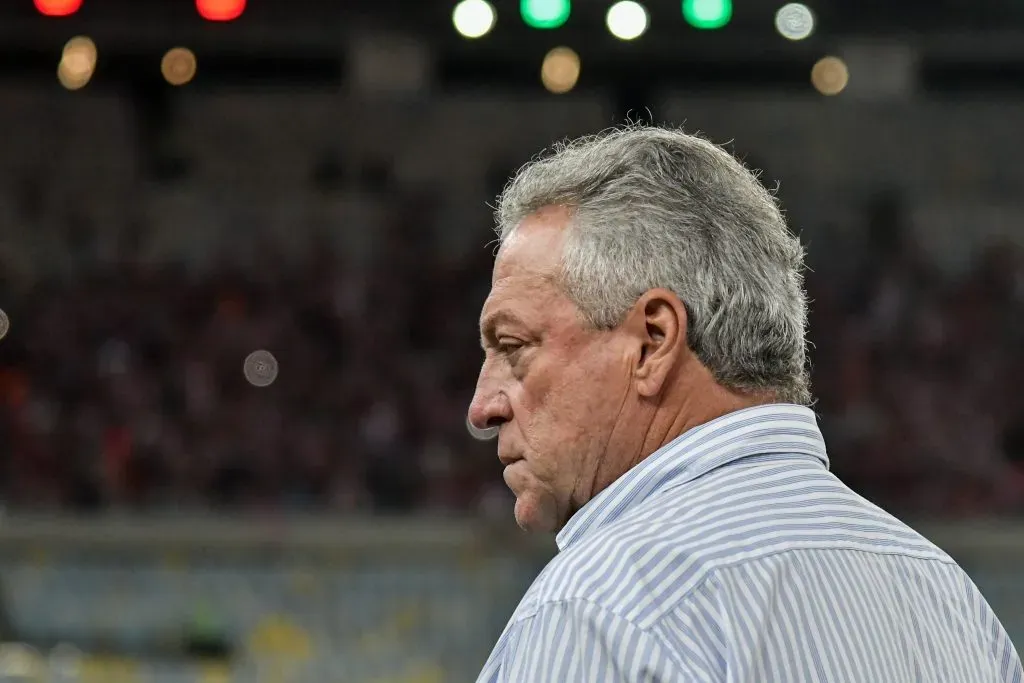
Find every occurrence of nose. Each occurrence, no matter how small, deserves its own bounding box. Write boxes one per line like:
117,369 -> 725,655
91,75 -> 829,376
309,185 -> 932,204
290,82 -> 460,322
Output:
467,363 -> 512,432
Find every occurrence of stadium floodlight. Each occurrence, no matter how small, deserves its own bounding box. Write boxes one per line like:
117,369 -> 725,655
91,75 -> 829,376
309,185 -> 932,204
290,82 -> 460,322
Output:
541,46 -> 580,93
775,3 -> 815,40
682,0 -> 732,29
58,36 -> 96,90
606,1 -> 649,40
453,0 -> 497,39
34,0 -> 83,16
521,0 -> 571,29
811,55 -> 848,95
196,0 -> 246,22
162,47 -> 198,86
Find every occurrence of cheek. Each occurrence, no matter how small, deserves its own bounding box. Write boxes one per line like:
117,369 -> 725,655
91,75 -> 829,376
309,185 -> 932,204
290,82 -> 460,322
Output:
513,356 -> 616,459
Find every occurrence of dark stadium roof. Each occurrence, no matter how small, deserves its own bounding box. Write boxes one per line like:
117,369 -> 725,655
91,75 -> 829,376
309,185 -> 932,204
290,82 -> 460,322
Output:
0,0 -> 1022,92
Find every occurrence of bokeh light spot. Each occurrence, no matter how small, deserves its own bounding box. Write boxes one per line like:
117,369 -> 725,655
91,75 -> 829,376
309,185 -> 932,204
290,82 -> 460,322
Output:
244,350 -> 279,387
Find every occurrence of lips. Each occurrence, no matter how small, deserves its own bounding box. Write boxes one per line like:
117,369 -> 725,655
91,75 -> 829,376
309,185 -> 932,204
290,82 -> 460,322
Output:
498,452 -> 522,467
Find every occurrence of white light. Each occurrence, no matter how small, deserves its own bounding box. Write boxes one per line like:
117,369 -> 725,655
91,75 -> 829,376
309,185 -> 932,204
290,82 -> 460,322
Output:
606,1 -> 649,40
453,0 -> 497,39
243,350 -> 279,387
775,3 -> 814,41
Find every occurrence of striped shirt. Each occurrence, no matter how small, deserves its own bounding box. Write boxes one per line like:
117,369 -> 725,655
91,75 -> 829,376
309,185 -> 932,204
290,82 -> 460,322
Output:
476,404 -> 1023,682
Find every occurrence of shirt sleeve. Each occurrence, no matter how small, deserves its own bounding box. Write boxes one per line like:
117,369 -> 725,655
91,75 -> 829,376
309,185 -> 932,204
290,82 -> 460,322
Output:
491,598 -> 714,682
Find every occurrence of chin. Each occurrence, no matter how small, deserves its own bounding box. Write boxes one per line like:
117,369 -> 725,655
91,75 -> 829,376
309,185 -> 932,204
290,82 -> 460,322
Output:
513,492 -> 559,533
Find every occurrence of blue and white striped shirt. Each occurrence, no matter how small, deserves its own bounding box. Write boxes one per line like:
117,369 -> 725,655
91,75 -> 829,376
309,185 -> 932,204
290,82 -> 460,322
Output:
477,404 -> 1022,682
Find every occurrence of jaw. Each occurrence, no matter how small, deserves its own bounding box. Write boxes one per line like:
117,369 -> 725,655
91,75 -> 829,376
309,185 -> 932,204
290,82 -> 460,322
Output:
506,467 -> 563,533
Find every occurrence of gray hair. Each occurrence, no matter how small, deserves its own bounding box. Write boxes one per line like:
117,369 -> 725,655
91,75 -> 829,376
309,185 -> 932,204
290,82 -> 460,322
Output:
494,125 -> 811,405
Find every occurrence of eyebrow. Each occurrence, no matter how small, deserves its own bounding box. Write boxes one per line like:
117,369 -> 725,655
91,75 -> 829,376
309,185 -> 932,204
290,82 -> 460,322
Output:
479,310 -> 527,348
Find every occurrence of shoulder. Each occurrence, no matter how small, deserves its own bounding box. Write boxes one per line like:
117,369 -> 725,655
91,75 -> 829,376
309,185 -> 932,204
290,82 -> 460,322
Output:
529,515 -> 715,629
482,595 -> 710,683
530,459 -> 952,627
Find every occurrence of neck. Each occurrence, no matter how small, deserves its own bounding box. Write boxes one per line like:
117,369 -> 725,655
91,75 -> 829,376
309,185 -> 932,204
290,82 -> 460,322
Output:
634,359 -> 771,471
577,358 -> 771,518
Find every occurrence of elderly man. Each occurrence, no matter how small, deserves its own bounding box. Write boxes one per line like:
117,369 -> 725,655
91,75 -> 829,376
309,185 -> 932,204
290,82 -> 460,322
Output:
468,127 -> 1022,682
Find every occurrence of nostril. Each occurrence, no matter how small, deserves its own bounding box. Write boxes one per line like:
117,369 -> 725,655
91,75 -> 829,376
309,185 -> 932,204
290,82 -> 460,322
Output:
485,415 -> 508,429
466,415 -> 499,441
466,400 -> 509,432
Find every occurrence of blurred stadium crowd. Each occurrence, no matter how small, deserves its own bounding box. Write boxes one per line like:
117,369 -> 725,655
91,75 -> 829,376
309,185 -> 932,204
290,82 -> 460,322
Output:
810,205 -> 1024,515
0,206 -> 500,514
1,183 -> 1022,518
0,85 -> 1021,521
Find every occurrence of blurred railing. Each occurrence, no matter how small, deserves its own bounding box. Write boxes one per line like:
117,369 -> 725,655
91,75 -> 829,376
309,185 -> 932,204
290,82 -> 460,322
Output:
0,514 -> 553,683
0,513 -> 551,554
0,515 -> 1020,682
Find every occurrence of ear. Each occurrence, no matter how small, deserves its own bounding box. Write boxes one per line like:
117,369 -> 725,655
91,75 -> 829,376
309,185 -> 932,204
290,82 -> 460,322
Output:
629,288 -> 689,398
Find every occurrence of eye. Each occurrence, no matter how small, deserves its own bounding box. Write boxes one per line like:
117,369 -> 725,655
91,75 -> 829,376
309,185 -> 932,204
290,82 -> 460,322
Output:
497,339 -> 525,359
497,339 -> 524,354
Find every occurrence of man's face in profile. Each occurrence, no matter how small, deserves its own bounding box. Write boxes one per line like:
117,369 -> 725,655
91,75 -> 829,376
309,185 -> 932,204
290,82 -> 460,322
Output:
468,207 -> 631,533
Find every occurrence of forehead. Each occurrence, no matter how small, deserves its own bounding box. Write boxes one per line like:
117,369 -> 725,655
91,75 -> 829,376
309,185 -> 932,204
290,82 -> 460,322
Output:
480,207 -> 573,330
492,206 -> 570,282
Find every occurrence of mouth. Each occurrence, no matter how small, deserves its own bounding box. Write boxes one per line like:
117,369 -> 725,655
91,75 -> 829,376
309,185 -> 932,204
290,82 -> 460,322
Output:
498,453 -> 522,467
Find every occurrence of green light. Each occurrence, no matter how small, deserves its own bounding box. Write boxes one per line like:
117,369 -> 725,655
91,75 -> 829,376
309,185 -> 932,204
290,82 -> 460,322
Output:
521,0 -> 571,29
682,0 -> 732,29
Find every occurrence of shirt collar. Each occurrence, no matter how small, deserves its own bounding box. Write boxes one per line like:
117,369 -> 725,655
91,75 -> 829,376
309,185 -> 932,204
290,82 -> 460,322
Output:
554,403 -> 829,552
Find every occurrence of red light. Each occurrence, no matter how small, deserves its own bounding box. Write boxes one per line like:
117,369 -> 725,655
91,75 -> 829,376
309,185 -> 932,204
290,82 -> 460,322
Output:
196,0 -> 246,21
34,0 -> 83,17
